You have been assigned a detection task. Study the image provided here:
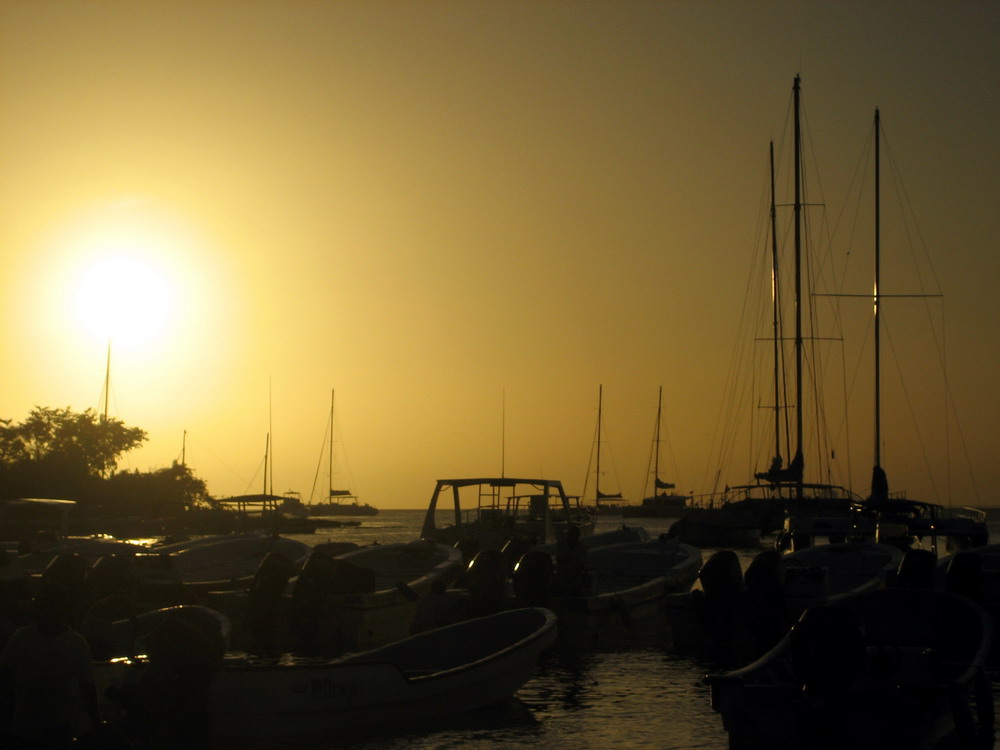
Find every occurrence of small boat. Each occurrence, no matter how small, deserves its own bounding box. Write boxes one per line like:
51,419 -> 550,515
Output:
92,604 -> 233,659
99,607 -> 558,740
514,534 -> 702,648
162,532 -> 311,592
621,387 -> 691,519
306,389 -> 379,517
665,540 -> 903,666
937,544 -> 1000,667
293,539 -> 465,652
212,538 -> 464,654
420,477 -> 596,557
706,587 -> 994,750
584,385 -> 629,516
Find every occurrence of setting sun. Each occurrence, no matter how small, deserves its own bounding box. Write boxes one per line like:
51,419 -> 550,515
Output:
72,251 -> 173,348
43,198 -> 203,356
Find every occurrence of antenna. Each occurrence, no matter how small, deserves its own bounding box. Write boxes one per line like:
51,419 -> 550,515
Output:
501,388 -> 506,478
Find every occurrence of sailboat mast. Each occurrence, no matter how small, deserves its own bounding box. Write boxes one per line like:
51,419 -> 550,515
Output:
263,433 -> 270,496
329,389 -> 335,498
792,75 -> 804,495
102,341 -> 111,423
595,384 -> 603,503
769,140 -> 782,465
873,108 -> 882,470
653,386 -> 662,488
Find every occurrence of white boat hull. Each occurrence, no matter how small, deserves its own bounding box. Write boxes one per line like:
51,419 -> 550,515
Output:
99,607 -> 557,739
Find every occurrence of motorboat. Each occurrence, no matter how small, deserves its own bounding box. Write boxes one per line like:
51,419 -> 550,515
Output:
665,541 -> 904,667
706,587 -> 994,749
98,606 -> 558,740
159,532 -> 311,593
420,477 -> 596,557
513,533 -> 702,649
210,538 -> 464,654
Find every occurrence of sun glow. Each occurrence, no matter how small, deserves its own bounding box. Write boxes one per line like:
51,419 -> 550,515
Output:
50,199 -> 198,354
73,252 -> 173,347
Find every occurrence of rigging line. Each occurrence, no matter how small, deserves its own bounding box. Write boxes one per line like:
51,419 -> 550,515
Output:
881,315 -> 941,502
241,450 -> 267,498
580,404 -> 598,504
942,358 -> 982,504
641,405 -> 658,500
704,150 -> 772,470
334,414 -> 359,499
823,125 -> 876,293
308,412 -> 330,504
184,433 -> 250,486
934,303 -> 981,504
880,127 -> 945,295
601,418 -> 628,500
706,193 -> 772,490
660,399 -> 685,495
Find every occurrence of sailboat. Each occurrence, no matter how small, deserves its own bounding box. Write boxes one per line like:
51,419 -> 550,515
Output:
672,77 -> 856,549
622,387 -> 690,518
307,390 -> 378,517
585,385 -> 627,515
219,434 -> 319,533
732,80 -> 987,553
799,107 -> 989,552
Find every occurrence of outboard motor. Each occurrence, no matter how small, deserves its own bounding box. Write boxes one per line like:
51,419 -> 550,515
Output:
120,606 -> 226,747
694,550 -> 744,646
244,551 -> 298,654
945,551 -> 984,602
895,548 -> 936,589
288,549 -> 338,654
512,550 -> 554,606
698,549 -> 743,598
466,549 -> 508,615
743,549 -> 787,655
501,538 -> 533,575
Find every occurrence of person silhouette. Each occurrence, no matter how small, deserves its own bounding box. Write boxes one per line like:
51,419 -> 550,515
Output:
0,582 -> 100,748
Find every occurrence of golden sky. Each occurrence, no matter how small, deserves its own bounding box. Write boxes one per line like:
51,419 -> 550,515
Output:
2,1 -> 998,509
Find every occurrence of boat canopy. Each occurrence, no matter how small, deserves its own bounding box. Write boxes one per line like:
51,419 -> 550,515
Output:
0,498 -> 77,539
421,477 -> 576,540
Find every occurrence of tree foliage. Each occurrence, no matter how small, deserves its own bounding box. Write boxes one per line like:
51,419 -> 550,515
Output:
0,407 -> 219,524
0,406 -> 146,477
103,462 -> 214,516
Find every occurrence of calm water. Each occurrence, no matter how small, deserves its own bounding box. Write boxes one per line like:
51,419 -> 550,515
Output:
208,509 -> 1000,750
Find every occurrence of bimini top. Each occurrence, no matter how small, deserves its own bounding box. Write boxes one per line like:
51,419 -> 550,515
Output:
420,477 -> 582,543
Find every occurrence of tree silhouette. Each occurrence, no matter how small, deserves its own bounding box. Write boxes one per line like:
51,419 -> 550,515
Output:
0,406 -> 146,478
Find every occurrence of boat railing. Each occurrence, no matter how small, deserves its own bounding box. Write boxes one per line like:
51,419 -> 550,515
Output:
951,506 -> 988,523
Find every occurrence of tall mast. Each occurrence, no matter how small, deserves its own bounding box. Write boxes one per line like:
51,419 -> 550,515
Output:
873,108 -> 882,471
595,384 -> 603,503
769,140 -> 783,465
501,388 -> 506,479
263,433 -> 270,495
329,389 -> 335,497
101,340 -> 111,422
868,107 -> 892,502
792,75 -> 804,496
653,385 -> 663,488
